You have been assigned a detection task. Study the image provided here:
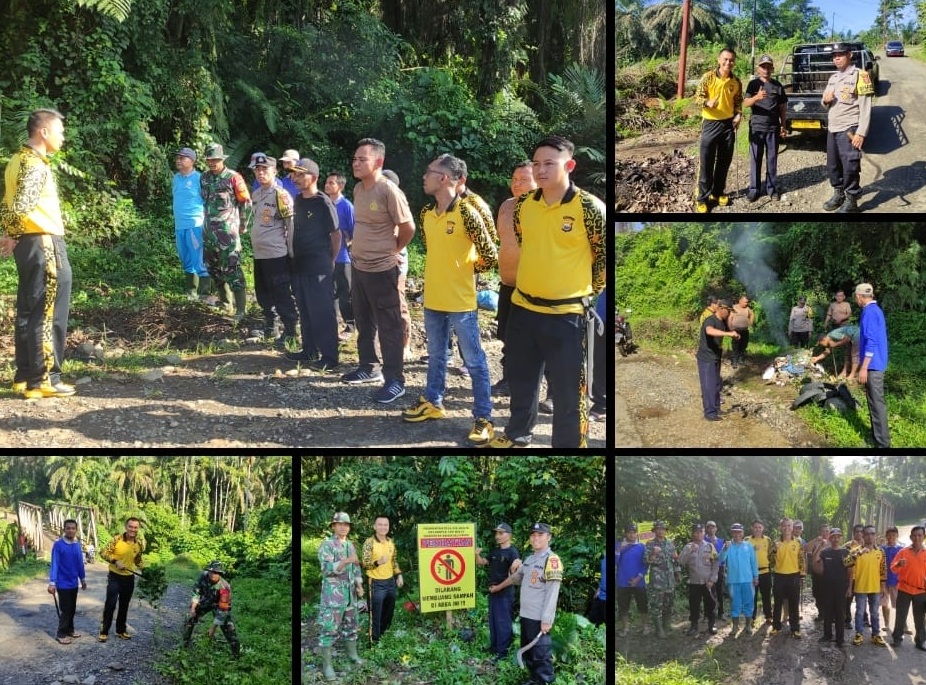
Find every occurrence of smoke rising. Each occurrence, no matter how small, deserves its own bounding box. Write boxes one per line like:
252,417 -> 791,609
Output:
730,223 -> 789,347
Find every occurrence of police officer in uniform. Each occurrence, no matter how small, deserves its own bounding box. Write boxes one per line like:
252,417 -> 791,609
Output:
821,43 -> 875,213
489,522 -> 562,685
183,561 -> 241,658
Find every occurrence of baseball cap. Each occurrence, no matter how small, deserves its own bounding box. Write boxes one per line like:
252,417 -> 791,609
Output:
292,158 -> 320,176
793,520 -> 804,527
493,523 -> 513,534
175,147 -> 197,162
716,299 -> 732,309
529,522 -> 552,534
249,152 -> 275,169
653,520 -> 667,529
730,523 -> 744,532
706,520 -> 717,528
855,282 -> 874,297
204,142 -> 227,160
758,54 -> 774,66
691,523 -> 704,531
625,523 -> 638,532
279,149 -> 300,162
829,528 -> 842,536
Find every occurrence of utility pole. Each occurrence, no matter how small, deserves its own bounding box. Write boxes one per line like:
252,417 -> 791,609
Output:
677,0 -> 691,99
831,12 -> 835,41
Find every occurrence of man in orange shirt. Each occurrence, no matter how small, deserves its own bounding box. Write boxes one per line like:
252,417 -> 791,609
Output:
890,525 -> 926,649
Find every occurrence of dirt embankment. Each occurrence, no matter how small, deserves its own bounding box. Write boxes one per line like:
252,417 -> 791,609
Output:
0,560 -> 187,685
616,349 -> 823,448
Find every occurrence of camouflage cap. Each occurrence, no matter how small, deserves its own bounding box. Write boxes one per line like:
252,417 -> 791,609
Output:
204,142 -> 228,160
330,512 -> 352,526
206,561 -> 225,575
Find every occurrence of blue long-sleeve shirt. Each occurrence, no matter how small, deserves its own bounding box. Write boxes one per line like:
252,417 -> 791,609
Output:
616,540 -> 647,588
858,300 -> 888,371
49,538 -> 85,589
596,555 -> 607,600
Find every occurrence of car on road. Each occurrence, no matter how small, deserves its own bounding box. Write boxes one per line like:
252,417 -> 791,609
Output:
886,41 -> 905,57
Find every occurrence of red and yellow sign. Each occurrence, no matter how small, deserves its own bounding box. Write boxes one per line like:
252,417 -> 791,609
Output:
417,523 -> 476,613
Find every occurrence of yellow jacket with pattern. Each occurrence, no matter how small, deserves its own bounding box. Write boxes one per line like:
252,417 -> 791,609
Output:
1,145 -> 65,238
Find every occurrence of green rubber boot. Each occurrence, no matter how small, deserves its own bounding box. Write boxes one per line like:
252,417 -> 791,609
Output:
232,288 -> 247,325
345,639 -> 364,665
184,273 -> 198,300
197,275 -> 212,298
321,645 -> 336,681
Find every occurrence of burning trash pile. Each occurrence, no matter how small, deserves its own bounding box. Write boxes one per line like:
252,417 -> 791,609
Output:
761,349 -> 823,386
762,350 -> 860,413
614,150 -> 696,212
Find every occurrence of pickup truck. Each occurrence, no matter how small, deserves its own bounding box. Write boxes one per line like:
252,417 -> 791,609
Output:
778,42 -> 879,134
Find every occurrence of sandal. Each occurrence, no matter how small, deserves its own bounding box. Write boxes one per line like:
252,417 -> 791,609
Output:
69,632 -> 82,638
56,636 -> 72,644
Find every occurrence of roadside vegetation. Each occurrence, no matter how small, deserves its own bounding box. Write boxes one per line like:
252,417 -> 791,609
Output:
615,223 -> 926,448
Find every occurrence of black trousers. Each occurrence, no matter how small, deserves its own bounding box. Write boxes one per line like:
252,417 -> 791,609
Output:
505,304 -> 586,448
370,577 -> 397,641
715,566 -> 726,617
754,572 -> 772,619
13,234 -> 72,388
521,617 -> 554,684
892,590 -> 926,646
811,572 -> 825,616
101,572 -> 135,635
748,128 -> 780,196
253,256 -> 298,328
821,580 -> 848,644
333,262 -> 354,325
697,358 -> 721,419
731,328 -> 749,364
183,606 -> 241,656
352,267 -> 405,383
827,128 -> 862,196
292,268 -> 339,365
56,587 -> 78,638
590,311 -> 606,411
688,583 -> 716,625
773,572 -> 801,632
697,118 -> 735,202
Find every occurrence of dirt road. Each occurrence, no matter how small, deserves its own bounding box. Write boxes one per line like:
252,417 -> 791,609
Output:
615,349 -> 822,448
618,524 -> 926,685
0,560 -> 185,685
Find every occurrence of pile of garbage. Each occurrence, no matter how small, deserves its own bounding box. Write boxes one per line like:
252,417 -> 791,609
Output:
761,349 -> 824,386
614,150 -> 696,212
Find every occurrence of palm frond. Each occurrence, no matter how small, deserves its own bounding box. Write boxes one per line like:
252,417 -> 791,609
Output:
74,0 -> 133,22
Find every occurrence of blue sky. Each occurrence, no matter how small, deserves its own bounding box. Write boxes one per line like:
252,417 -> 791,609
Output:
810,0 -> 915,37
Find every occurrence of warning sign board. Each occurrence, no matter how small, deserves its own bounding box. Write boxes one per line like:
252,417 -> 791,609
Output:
417,523 -> 476,613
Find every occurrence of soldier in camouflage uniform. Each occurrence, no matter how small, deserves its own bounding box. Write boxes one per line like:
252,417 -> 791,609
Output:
318,512 -> 365,681
182,561 -> 241,658
645,520 -> 681,639
201,142 -> 253,324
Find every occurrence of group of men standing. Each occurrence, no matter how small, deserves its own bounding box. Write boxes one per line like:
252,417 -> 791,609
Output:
317,513 -> 562,684
618,518 -> 926,650
170,134 -> 604,448
694,43 -> 873,213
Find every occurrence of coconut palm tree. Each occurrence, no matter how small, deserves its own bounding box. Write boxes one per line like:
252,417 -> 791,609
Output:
642,0 -> 726,56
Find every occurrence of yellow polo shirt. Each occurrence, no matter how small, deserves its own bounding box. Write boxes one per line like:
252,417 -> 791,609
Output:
362,536 -> 402,581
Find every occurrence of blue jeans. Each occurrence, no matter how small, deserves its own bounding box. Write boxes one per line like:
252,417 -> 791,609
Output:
423,309 -> 492,419
855,593 -> 881,635
488,589 -> 514,657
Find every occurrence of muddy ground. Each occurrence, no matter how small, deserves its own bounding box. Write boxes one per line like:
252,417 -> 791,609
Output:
0,299 -> 605,449
615,347 -> 830,449
0,552 -> 186,685
618,525 -> 926,685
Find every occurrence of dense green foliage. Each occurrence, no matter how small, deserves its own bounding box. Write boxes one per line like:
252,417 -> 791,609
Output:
303,456 -> 605,615
616,655 -> 716,685
615,223 -> 926,447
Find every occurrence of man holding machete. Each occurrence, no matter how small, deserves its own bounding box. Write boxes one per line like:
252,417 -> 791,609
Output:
48,519 -> 87,644
489,522 -> 562,684
99,517 -> 144,642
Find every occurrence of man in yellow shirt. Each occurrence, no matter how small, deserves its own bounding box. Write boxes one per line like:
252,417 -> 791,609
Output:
99,517 -> 145,641
694,48 -> 744,213
489,135 -> 605,449
1,108 -> 76,398
769,517 -> 805,637
845,525 -> 887,646
361,516 -> 404,642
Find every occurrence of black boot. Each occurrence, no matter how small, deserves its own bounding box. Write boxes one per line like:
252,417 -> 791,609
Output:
823,189 -> 845,211
836,193 -> 860,213
263,316 -> 276,340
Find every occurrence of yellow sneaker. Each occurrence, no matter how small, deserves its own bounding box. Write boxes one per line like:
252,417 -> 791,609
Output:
401,396 -> 445,423
852,632 -> 863,646
11,381 -> 26,394
487,433 -> 530,448
466,418 -> 494,446
695,201 -> 710,213
23,382 -> 76,399
872,635 -> 887,647
716,194 -> 731,207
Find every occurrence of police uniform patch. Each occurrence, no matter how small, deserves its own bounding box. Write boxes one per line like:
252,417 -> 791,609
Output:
544,553 -> 563,581
857,70 -> 875,96
446,220 -> 455,234
562,216 -> 575,233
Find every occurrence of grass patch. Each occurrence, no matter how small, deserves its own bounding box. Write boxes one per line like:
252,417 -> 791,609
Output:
0,557 -> 48,594
616,655 -> 717,685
